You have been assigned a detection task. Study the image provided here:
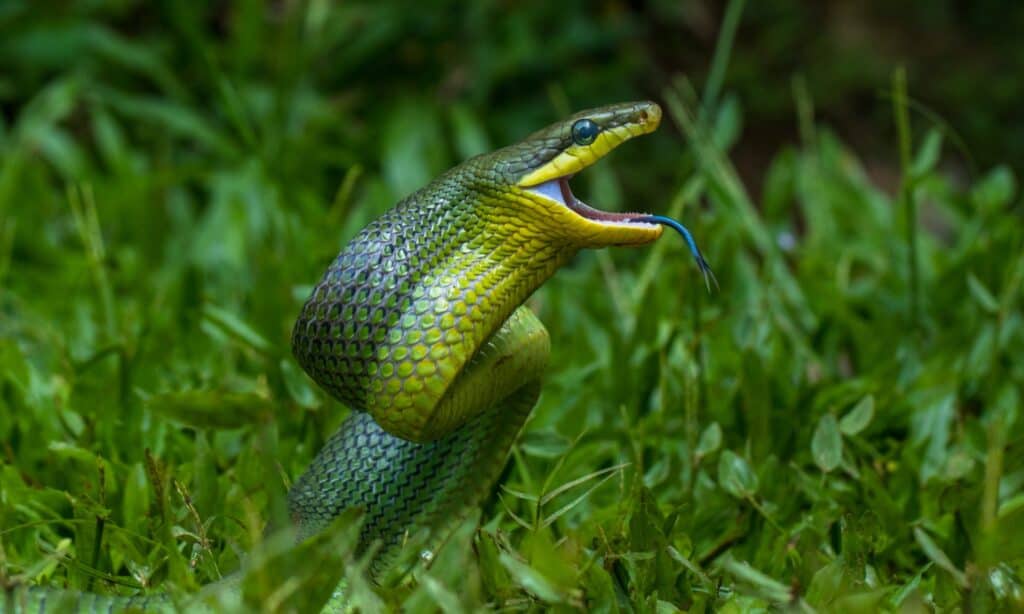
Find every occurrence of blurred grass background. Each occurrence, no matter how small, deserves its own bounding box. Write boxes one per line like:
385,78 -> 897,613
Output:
1,1 -> 1022,611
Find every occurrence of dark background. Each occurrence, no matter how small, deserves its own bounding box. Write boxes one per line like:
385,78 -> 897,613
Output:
4,1 -> 1023,190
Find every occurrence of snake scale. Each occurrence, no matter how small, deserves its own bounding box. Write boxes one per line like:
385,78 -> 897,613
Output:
3,101 -> 713,612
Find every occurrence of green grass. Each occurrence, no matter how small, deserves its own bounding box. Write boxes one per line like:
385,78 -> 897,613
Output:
2,3 -> 1023,612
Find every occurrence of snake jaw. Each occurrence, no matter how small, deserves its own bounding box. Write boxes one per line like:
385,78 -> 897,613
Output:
524,176 -> 652,224
521,174 -> 663,244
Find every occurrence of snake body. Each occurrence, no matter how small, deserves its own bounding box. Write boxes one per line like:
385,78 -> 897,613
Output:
5,101 -> 682,612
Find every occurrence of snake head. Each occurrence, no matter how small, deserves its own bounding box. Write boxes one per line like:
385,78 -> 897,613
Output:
486,100 -> 665,248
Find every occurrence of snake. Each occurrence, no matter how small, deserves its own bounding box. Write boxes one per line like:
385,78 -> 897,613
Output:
3,100 -> 713,612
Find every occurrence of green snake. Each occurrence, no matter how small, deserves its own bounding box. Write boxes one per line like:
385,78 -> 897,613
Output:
4,100 -> 713,612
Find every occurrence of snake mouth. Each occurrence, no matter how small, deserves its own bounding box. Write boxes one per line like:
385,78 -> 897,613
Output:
523,174 -> 660,228
524,173 -> 716,286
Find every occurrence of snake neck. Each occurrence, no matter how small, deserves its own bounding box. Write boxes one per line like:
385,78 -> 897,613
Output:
292,170 -> 576,441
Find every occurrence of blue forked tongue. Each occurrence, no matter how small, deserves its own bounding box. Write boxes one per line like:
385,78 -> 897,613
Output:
630,214 -> 718,292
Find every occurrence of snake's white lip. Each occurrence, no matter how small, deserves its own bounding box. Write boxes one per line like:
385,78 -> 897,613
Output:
524,176 -> 658,228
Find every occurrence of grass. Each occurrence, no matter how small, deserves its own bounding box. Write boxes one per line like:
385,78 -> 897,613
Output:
2,2 -> 1023,612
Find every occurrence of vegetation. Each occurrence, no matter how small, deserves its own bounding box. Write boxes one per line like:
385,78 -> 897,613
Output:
1,2 -> 1022,611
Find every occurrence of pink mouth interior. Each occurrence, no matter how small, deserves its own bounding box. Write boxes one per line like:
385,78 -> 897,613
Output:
526,176 -> 649,223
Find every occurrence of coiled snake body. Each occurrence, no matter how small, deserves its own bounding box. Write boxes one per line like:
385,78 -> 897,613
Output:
6,101 -> 712,612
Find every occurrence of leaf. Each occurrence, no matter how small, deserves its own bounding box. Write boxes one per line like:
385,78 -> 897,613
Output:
966,323 -> 996,381
830,589 -> 890,612
280,359 -> 319,408
761,148 -> 797,223
910,392 -> 956,483
121,463 -> 150,536
581,562 -> 621,614
416,576 -> 465,614
718,450 -> 759,499
540,463 -> 627,506
518,429 -> 572,458
401,514 -> 479,613
201,304 -> 273,355
971,165 -> 1016,212
812,414 -> 842,472
498,552 -> 567,604
888,564 -> 928,608
499,485 -> 538,503
657,600 -> 683,613
540,464 -> 625,528
720,554 -> 791,603
840,395 -> 875,436
626,486 -> 665,596
695,422 -> 723,459
667,546 -> 712,587
944,449 -> 975,481
913,527 -> 967,588
475,531 -> 512,597
712,95 -> 743,151
47,442 -> 114,480
967,273 -> 1000,314
145,390 -> 274,429
96,87 -> 236,156
805,559 -> 845,607
998,493 -> 1024,519
910,128 -> 942,180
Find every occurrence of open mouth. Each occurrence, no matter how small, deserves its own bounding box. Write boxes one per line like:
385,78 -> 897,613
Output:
524,172 -> 717,290
524,175 -> 657,226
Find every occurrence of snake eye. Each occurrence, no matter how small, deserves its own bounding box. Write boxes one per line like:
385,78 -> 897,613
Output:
571,119 -> 600,146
